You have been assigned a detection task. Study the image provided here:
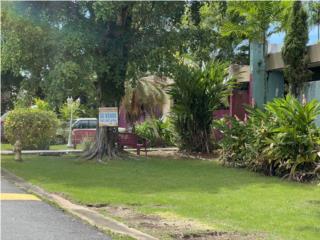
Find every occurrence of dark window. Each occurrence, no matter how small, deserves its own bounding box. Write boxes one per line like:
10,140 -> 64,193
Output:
77,120 -> 88,129
88,120 -> 97,129
83,120 -> 89,129
72,121 -> 79,129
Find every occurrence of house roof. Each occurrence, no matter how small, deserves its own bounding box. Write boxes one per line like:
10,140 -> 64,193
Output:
267,43 -> 320,71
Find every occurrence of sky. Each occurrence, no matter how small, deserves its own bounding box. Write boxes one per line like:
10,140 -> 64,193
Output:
268,25 -> 319,46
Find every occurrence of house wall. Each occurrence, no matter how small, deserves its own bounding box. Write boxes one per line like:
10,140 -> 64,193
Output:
303,80 -> 320,126
266,71 -> 285,101
267,43 -> 320,70
230,90 -> 250,120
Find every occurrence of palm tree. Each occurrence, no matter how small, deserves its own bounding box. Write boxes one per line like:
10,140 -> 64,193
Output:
221,1 -> 287,44
121,75 -> 171,127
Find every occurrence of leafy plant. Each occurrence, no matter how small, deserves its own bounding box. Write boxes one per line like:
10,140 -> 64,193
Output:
121,76 -> 169,125
135,118 -> 176,147
4,108 -> 59,150
169,60 -> 234,153
215,95 -> 320,182
34,98 -> 51,111
262,95 -> 320,181
213,117 -> 248,167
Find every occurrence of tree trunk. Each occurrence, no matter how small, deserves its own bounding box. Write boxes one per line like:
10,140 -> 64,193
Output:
83,125 -> 119,161
84,5 -> 132,161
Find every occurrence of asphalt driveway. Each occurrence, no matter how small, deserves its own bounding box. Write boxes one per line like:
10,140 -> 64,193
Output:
1,177 -> 111,240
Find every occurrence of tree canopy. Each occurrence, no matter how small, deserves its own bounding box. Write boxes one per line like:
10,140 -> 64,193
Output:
2,1 -> 252,114
1,1 -> 185,110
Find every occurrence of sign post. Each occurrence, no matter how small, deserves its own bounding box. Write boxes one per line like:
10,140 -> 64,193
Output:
99,107 -> 118,127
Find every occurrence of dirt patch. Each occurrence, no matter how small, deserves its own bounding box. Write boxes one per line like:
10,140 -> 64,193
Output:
145,150 -> 179,158
89,205 -> 265,240
174,231 -> 264,240
86,203 -> 109,208
145,150 -> 220,161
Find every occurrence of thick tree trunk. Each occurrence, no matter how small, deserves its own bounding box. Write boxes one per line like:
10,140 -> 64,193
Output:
83,125 -> 119,161
84,5 -> 132,161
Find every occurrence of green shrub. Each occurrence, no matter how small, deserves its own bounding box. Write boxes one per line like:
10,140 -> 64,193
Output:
4,108 -> 59,150
261,95 -> 320,181
214,117 -> 249,167
215,95 -> 320,182
169,61 -> 234,153
135,118 -> 176,147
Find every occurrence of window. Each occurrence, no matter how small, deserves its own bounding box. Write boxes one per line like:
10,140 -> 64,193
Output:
88,120 -> 97,129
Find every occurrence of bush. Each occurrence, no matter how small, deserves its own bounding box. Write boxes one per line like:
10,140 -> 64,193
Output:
169,61 -> 234,153
214,117 -> 249,167
215,95 -> 320,182
135,118 -> 176,147
4,108 -> 59,150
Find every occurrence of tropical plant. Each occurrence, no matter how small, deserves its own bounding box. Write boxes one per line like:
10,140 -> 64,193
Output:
121,76 -> 169,126
262,95 -> 320,181
221,1 -> 286,43
213,117 -> 249,167
135,118 -> 176,147
282,1 -> 311,97
169,61 -> 234,153
4,108 -> 59,150
215,95 -> 320,182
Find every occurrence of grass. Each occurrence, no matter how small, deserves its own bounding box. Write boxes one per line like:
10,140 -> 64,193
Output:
1,143 -> 13,150
1,154 -> 319,240
0,143 -> 83,151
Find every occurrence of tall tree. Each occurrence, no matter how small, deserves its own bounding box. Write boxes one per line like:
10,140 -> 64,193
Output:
1,2 -> 96,110
282,1 -> 311,97
199,1 -> 249,64
2,1 -> 185,160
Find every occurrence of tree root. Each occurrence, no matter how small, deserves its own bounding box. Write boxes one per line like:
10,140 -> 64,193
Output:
83,126 -> 119,162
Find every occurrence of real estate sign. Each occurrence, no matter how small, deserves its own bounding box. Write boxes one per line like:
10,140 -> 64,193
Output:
99,107 -> 118,127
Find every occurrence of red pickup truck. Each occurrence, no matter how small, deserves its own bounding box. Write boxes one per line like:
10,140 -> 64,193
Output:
71,118 -> 147,155
71,118 -> 127,144
71,118 -> 97,145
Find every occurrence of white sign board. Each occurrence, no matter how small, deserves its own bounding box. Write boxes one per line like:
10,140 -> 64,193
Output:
99,107 -> 118,127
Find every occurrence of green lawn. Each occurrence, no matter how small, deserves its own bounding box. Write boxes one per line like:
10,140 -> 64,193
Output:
0,143 -> 82,151
1,143 -> 13,150
1,154 -> 319,240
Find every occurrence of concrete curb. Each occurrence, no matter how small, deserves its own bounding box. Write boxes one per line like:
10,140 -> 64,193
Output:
1,169 -> 158,240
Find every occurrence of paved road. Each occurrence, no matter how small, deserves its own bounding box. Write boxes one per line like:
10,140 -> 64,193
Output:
1,177 -> 111,240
